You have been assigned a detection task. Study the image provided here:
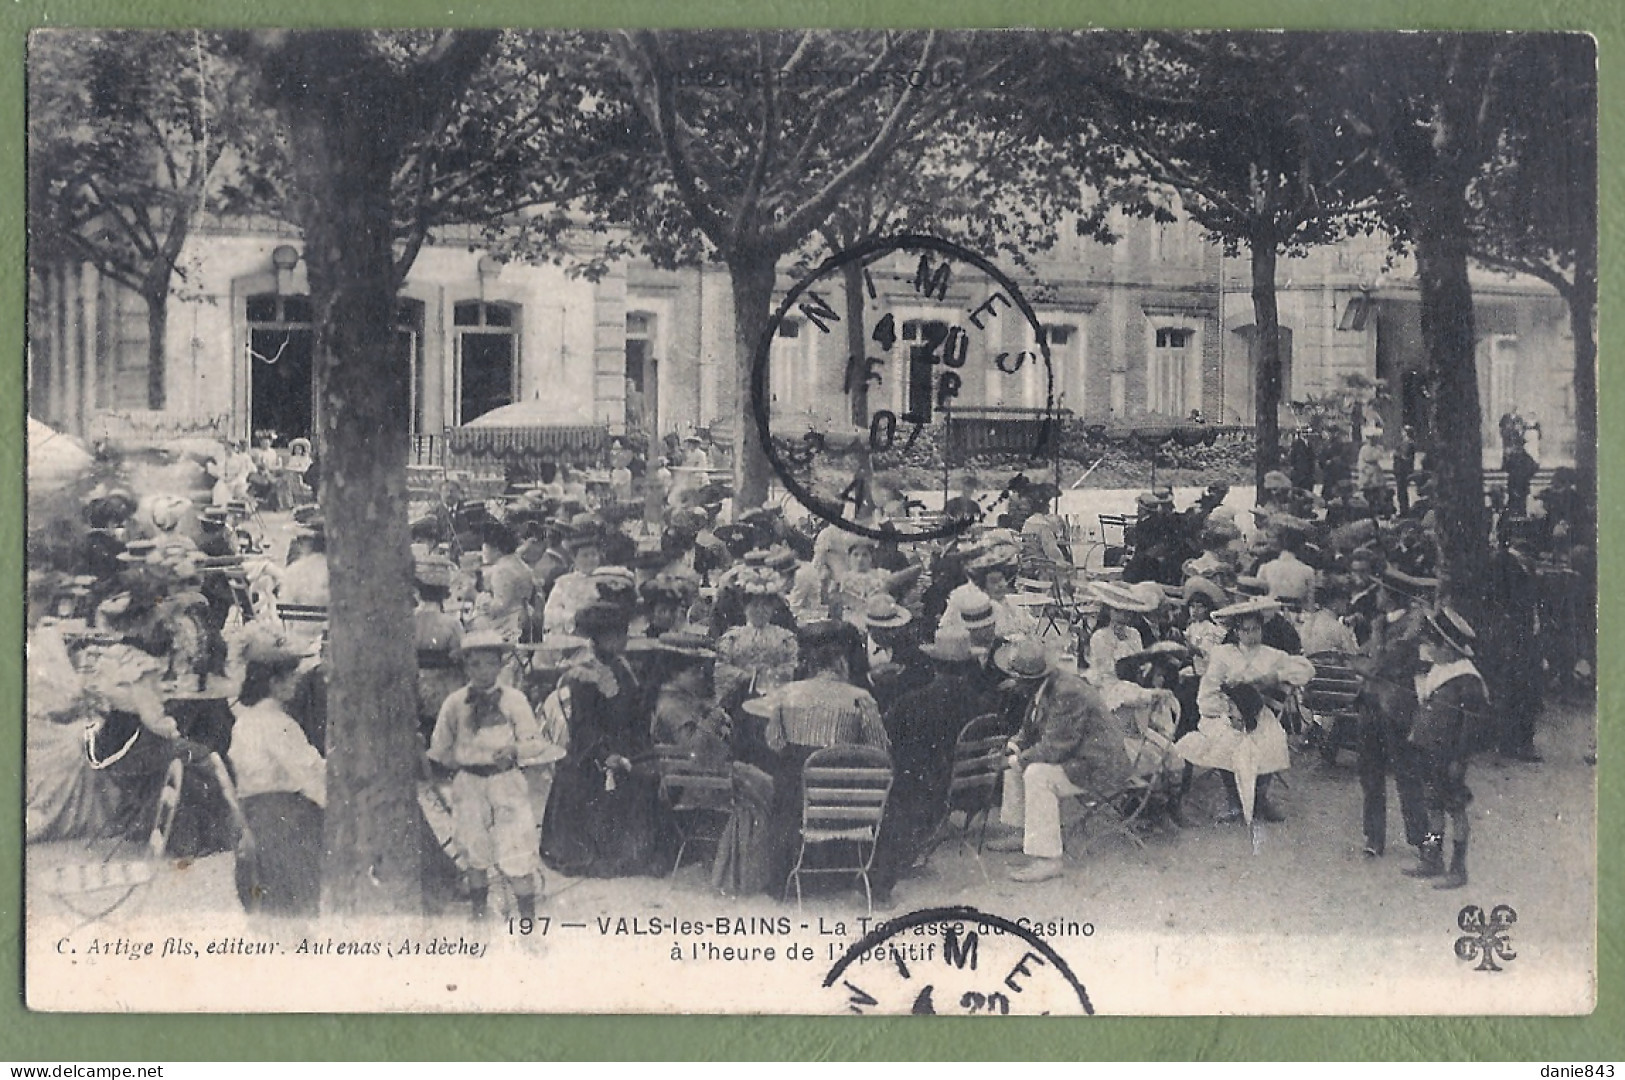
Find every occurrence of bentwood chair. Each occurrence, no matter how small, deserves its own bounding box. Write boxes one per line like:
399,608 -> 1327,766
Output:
938,713 -> 1008,863
784,745 -> 893,915
652,745 -> 736,876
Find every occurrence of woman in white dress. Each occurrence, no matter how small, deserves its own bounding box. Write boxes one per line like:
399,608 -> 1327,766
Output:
1177,598 -> 1315,825
1085,581 -> 1182,776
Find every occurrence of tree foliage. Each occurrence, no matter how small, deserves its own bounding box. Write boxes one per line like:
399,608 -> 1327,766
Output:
1037,31 -> 1395,489
28,30 -> 275,407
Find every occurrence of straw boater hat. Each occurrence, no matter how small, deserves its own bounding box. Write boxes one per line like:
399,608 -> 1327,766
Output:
655,630 -> 717,660
920,626 -> 978,663
1212,597 -> 1281,622
860,595 -> 913,631
992,637 -> 1053,681
1425,608 -> 1476,658
455,628 -> 512,657
1381,566 -> 1439,601
1089,581 -> 1157,613
952,591 -> 998,630
590,565 -> 638,603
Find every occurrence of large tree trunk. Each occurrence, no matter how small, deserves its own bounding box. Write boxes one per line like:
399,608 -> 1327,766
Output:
728,250 -> 779,508
1249,238 -> 1283,496
282,71 -> 422,918
142,288 -> 167,411
1412,185 -> 1490,608
842,259 -> 869,429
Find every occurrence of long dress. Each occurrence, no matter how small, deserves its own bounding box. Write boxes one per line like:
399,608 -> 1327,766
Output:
541,653 -> 667,878
1086,625 -> 1182,774
229,697 -> 326,915
1178,642 -> 1316,822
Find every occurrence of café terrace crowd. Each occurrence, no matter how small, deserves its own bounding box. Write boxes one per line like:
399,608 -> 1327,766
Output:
25,425 -> 1593,918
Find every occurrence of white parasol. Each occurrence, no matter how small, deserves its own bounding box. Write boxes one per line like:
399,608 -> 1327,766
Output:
27,417 -> 93,487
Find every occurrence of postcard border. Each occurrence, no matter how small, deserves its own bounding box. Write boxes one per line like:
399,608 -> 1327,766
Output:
1,0 -> 1618,1060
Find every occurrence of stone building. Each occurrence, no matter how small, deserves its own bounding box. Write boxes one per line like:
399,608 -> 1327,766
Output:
27,210 -> 1578,468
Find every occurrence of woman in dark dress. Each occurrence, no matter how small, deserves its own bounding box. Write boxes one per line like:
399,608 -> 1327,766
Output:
541,602 -> 668,877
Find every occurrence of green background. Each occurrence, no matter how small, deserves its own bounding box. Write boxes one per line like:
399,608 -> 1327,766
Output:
1,0 -> 1617,1061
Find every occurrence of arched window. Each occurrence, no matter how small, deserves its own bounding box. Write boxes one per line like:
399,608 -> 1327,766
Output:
454,300 -> 519,424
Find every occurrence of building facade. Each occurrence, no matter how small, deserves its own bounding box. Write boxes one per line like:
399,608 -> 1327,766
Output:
27,211 -> 1579,468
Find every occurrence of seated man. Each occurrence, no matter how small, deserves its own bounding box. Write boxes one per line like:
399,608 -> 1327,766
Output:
985,638 -> 1119,883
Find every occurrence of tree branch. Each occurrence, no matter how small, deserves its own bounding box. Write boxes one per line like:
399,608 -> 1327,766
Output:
618,31 -> 727,243
770,30 -> 937,248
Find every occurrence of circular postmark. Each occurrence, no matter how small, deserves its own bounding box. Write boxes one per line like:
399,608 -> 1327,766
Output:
822,905 -> 1093,1015
752,235 -> 1057,542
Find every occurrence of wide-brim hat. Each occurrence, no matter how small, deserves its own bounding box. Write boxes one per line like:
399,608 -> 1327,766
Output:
1182,576 -> 1227,609
242,633 -> 311,669
1381,566 -> 1439,599
1425,607 -> 1477,658
575,601 -> 632,637
992,637 -> 1053,680
1263,470 -> 1293,491
1090,581 -> 1157,613
414,555 -> 455,589
860,595 -> 912,630
455,629 -> 512,657
957,598 -> 997,630
117,539 -> 160,564
1233,576 -> 1269,597
591,565 -> 638,599
655,630 -> 717,660
1213,597 -> 1280,621
762,545 -> 798,572
919,627 -> 978,663
737,566 -> 786,598
640,573 -> 697,606
1131,581 -> 1169,609
564,513 -> 604,545
1140,485 -> 1174,504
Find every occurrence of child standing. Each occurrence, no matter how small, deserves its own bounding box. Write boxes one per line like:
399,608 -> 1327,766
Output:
1404,608 -> 1491,889
428,630 -> 557,919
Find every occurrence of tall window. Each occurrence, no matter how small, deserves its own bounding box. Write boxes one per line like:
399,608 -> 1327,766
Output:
246,292 -> 315,441
1034,322 -> 1082,412
397,300 -> 425,436
1483,333 -> 1520,447
625,311 -> 656,435
1148,324 -> 1197,417
769,317 -> 812,419
454,300 -> 518,424
96,278 -> 155,410
901,317 -> 952,419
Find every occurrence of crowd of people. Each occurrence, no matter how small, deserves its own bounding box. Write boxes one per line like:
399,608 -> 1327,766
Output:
24,425 -> 1594,919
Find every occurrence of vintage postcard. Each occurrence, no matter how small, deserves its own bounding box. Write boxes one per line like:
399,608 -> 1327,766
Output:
21,27 -> 1597,1015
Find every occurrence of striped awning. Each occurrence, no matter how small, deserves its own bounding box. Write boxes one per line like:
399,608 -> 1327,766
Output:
446,424 -> 609,459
